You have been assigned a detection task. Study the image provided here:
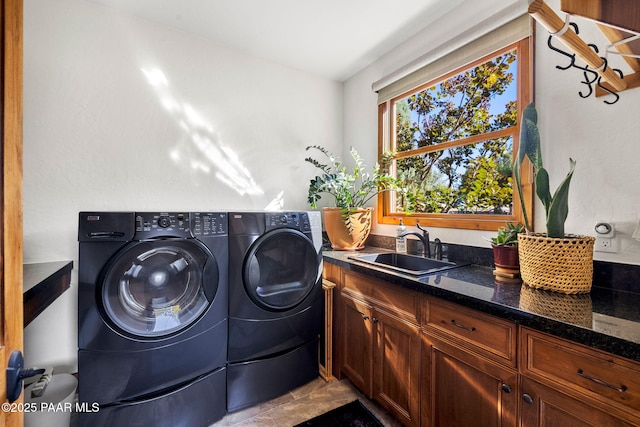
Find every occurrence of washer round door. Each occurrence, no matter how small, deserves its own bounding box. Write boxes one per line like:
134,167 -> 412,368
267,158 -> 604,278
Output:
99,239 -> 218,338
243,228 -> 319,311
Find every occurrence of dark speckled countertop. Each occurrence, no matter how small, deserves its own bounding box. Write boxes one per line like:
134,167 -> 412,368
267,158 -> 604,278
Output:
324,247 -> 640,364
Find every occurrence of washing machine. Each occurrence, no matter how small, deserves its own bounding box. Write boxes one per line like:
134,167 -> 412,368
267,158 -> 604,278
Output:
227,211 -> 323,412
78,212 -> 228,427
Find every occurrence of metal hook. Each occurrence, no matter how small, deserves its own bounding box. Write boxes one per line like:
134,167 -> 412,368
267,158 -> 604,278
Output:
578,70 -> 598,98
595,58 -> 623,105
598,77 -> 620,104
547,22 -> 580,70
545,20 -> 623,105
573,44 -> 600,98
602,68 -> 624,105
547,34 -> 576,70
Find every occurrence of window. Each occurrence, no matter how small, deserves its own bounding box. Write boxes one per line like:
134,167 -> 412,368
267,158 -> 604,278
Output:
376,18 -> 532,231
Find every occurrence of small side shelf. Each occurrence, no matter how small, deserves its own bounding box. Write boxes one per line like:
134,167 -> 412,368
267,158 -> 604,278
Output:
23,261 -> 73,327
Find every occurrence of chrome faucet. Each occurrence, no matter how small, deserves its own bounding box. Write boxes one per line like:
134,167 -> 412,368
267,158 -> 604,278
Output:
399,223 -> 431,258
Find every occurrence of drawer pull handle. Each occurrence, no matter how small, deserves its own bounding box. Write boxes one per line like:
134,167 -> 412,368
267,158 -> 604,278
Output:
372,317 -> 379,324
450,320 -> 476,332
522,393 -> 534,405
501,383 -> 512,393
577,369 -> 628,393
362,315 -> 369,321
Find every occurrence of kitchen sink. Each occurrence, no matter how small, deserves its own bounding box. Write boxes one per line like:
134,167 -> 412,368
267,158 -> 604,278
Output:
348,252 -> 466,276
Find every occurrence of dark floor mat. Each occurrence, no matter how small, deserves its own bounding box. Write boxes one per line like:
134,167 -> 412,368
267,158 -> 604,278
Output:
294,400 -> 384,427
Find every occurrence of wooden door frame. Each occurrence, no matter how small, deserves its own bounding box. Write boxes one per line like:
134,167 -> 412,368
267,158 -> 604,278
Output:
1,0 -> 24,425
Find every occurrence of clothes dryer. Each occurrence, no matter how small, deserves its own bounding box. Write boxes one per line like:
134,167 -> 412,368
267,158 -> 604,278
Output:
78,212 -> 228,427
227,211 -> 322,412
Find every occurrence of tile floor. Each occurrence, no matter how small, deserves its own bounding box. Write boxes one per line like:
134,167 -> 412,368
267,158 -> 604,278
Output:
209,377 -> 403,427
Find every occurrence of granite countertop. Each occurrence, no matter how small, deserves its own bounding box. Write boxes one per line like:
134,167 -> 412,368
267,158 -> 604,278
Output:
323,248 -> 640,363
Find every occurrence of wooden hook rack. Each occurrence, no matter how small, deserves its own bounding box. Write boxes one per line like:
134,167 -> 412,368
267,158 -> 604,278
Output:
529,0 -> 640,97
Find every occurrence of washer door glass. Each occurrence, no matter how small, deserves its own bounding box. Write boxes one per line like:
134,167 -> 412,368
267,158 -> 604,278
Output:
244,228 -> 319,311
101,240 -> 218,338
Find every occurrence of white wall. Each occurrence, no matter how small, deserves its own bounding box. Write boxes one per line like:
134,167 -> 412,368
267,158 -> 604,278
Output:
23,0 -> 640,373
344,0 -> 640,265
23,0 -> 342,371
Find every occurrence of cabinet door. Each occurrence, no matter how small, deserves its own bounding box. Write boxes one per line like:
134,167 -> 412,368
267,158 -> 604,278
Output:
422,334 -> 517,427
341,293 -> 374,396
520,376 -> 638,427
374,308 -> 421,427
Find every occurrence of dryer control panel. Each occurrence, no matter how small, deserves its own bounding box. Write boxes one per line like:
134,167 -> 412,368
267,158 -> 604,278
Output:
134,212 -> 192,239
265,212 -> 310,232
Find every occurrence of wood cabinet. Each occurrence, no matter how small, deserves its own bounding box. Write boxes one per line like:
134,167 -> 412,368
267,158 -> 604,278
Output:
340,271 -> 421,427
520,327 -> 640,426
341,293 -> 373,394
329,263 -> 640,427
422,333 -> 518,427
372,306 -> 421,425
422,297 -> 517,367
421,297 -> 518,427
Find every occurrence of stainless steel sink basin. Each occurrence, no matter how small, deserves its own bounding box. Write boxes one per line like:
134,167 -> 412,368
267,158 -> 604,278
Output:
348,253 -> 466,276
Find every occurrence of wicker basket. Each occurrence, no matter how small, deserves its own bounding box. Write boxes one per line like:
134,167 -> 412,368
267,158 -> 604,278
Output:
517,233 -> 595,294
519,284 -> 593,327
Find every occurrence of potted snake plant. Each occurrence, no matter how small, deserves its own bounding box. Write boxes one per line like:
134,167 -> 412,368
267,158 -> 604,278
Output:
305,145 -> 397,250
513,103 -> 594,293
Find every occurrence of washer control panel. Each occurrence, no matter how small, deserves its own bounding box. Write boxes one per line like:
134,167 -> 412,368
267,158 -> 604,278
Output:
192,212 -> 228,236
135,212 -> 191,239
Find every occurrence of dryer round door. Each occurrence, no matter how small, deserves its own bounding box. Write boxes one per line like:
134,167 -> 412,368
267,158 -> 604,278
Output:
99,239 -> 219,338
243,228 -> 319,311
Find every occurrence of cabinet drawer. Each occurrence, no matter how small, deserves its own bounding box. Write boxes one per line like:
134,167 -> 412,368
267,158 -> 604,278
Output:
342,271 -> 419,324
521,328 -> 640,414
343,271 -> 374,298
422,297 -> 517,367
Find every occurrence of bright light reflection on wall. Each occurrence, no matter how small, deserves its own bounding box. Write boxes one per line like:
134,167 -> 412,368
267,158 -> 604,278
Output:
141,67 -> 263,196
264,191 -> 284,211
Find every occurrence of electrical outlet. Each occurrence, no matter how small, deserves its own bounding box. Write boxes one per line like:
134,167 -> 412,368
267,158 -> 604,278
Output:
595,236 -> 617,253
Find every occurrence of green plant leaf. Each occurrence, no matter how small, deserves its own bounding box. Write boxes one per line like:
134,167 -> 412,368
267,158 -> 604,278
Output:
514,103 -> 539,232
535,167 -> 552,212
305,145 -> 401,213
546,158 -> 576,238
491,222 -> 524,246
524,121 -> 542,170
518,104 -> 540,169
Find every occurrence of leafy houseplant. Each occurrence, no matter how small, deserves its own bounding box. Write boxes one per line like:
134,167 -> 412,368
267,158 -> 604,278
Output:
491,222 -> 524,277
513,103 -> 595,293
491,222 -> 524,246
305,145 -> 397,250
